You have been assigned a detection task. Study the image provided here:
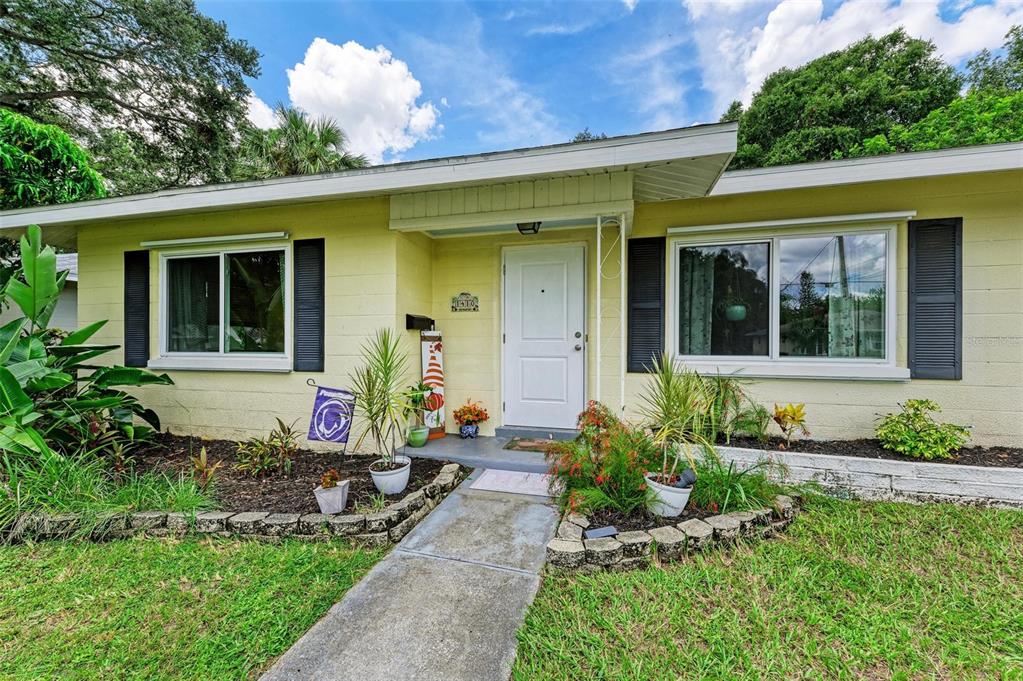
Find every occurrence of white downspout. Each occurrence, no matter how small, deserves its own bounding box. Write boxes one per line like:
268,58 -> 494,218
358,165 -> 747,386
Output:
619,212 -> 626,417
595,215 -> 602,403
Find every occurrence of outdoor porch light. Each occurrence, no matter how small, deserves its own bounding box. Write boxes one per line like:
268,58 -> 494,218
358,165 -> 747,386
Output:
516,221 -> 542,235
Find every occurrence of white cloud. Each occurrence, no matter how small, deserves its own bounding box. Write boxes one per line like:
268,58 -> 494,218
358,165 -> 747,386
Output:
245,93 -> 277,129
622,0 -> 638,12
526,20 -> 596,36
286,38 -> 440,163
407,20 -> 564,149
685,0 -> 1023,114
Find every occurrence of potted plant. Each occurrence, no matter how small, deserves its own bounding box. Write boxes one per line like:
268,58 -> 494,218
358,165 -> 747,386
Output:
314,468 -> 350,514
721,286 -> 748,322
638,354 -> 712,516
351,328 -> 412,495
453,399 -> 488,439
405,380 -> 432,448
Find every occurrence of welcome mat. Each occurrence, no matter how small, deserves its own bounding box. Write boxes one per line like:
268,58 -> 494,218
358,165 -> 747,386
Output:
503,437 -> 554,452
469,470 -> 554,497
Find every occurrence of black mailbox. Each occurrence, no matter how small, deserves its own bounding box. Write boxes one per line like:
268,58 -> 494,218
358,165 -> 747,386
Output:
406,314 -> 435,331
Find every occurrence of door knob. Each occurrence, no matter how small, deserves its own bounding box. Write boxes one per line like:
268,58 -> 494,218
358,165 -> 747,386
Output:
574,331 -> 582,338
574,344 -> 583,351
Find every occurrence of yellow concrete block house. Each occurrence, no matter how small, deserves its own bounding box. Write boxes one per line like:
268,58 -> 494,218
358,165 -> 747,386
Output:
2,123 -> 1020,446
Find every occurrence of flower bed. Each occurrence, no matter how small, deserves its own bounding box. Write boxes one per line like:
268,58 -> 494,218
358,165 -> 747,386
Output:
134,433 -> 447,513
13,463 -> 467,546
546,494 -> 800,574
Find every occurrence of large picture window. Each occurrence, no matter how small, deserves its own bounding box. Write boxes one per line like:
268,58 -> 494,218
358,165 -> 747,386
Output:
672,228 -> 893,368
158,245 -> 290,370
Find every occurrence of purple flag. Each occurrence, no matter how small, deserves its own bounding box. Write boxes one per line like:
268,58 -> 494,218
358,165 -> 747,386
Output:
308,386 -> 356,443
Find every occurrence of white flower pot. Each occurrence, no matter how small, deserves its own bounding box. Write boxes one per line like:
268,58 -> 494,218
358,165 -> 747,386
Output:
645,472 -> 693,517
314,480 -> 350,514
370,455 -> 411,495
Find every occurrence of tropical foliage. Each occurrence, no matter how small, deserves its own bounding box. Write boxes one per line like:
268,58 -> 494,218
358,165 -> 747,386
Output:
0,0 -> 261,194
875,399 -> 971,460
688,454 -> 785,515
233,104 -> 366,181
0,108 -> 105,209
349,328 -> 409,467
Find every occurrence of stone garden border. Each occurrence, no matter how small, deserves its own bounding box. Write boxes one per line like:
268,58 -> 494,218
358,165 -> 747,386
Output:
11,463 -> 466,546
546,494 -> 800,574
718,446 -> 1023,508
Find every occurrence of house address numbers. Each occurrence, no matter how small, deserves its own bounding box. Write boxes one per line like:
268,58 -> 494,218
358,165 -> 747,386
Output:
451,292 -> 479,312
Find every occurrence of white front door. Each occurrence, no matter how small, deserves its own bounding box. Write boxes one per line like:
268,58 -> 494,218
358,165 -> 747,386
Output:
503,245 -> 586,429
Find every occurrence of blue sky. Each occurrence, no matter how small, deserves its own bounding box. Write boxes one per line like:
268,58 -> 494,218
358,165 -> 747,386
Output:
198,0 -> 1022,163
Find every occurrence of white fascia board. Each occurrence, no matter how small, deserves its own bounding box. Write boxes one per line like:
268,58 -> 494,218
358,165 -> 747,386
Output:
140,231 -> 289,248
668,210 -> 917,235
712,142 -> 1023,196
0,123 -> 738,230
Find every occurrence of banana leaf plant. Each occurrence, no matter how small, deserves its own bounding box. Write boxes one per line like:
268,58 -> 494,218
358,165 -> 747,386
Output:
0,225 -> 172,457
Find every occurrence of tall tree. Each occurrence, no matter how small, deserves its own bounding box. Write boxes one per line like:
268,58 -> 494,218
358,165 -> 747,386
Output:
0,0 -> 261,194
728,30 -> 962,169
966,26 -> 1023,93
233,104 -> 367,180
0,107 -> 104,209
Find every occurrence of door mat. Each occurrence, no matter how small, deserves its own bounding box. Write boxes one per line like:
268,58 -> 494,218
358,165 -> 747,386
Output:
469,470 -> 554,497
503,437 -> 555,452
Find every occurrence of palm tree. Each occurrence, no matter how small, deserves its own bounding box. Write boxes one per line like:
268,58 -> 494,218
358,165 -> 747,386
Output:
233,104 -> 367,180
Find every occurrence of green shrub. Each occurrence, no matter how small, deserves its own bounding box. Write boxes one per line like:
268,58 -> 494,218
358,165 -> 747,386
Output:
689,453 -> 786,514
547,402 -> 659,515
875,399 -> 970,460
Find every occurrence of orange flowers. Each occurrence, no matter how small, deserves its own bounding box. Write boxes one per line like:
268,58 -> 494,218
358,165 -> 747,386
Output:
453,399 -> 489,426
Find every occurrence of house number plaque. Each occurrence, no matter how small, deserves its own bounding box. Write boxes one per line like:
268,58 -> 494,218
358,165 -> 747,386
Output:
451,292 -> 479,312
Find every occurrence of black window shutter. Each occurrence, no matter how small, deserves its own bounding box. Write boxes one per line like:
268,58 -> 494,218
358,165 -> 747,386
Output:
627,237 -> 666,373
123,250 -> 150,368
293,238 -> 325,372
908,218 -> 962,380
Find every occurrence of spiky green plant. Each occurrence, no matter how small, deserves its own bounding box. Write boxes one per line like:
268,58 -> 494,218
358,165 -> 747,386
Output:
349,328 -> 409,468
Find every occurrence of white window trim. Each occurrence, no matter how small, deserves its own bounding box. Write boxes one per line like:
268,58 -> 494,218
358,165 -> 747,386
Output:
148,240 -> 293,373
667,222 -> 908,381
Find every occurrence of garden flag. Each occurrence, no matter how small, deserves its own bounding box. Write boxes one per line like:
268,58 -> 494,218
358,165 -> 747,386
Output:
421,331 -> 446,440
308,386 -> 356,446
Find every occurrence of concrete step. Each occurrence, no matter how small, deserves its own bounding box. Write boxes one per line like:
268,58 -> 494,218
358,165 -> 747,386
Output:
495,426 -> 578,441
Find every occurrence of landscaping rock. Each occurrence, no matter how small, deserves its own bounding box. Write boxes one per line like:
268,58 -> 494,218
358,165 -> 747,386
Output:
584,537 -> 623,566
648,525 -> 686,561
329,514 -> 366,536
92,513 -> 128,537
677,518 -> 714,551
365,510 -> 399,533
194,511 -> 234,533
546,539 -> 585,568
388,514 -> 421,543
434,473 -> 456,491
705,514 -> 741,542
402,490 -> 426,512
351,532 -> 389,548
725,511 -> 757,536
773,495 -> 795,520
422,482 -> 442,499
439,463 -> 461,477
263,513 -> 300,536
750,507 -> 773,526
556,521 -> 583,541
299,513 -> 331,535
166,512 -> 191,532
617,530 -> 653,558
229,512 -> 269,534
130,511 -> 167,530
40,514 -> 80,538
565,512 -> 590,529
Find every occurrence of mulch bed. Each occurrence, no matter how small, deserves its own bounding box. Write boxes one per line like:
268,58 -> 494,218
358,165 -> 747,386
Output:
132,433 -> 448,514
723,436 -> 1023,469
586,505 -> 716,533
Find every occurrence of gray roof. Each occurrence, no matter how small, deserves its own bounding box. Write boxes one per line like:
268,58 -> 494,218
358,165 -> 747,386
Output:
56,253 -> 77,282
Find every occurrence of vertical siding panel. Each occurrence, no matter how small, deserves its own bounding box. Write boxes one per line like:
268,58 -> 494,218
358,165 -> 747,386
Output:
519,181 -> 534,209
438,189 -> 452,216
478,185 -> 492,212
426,191 -> 439,217
564,177 -> 579,205
451,188 -> 465,215
413,192 -> 427,218
593,174 -> 611,203
579,176 -> 595,204
492,184 -> 506,211
549,177 -> 565,206
464,187 -> 478,213
611,172 -> 632,201
534,179 -> 549,208
506,182 -> 519,208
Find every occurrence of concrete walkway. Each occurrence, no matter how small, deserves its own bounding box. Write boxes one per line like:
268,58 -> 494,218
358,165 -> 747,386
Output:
261,471 -> 559,681
399,434 -> 548,473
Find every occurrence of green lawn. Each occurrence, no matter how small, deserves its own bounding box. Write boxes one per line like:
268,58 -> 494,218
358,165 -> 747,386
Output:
514,498 -> 1023,680
0,537 -> 381,680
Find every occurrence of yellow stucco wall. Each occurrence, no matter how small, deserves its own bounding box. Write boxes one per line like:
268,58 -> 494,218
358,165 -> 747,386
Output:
77,197 -> 403,444
75,169 -> 1021,446
624,170 -> 1023,444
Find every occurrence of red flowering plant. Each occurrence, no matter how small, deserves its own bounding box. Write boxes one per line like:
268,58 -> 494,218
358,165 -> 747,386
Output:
545,401 -> 659,515
453,400 -> 489,426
